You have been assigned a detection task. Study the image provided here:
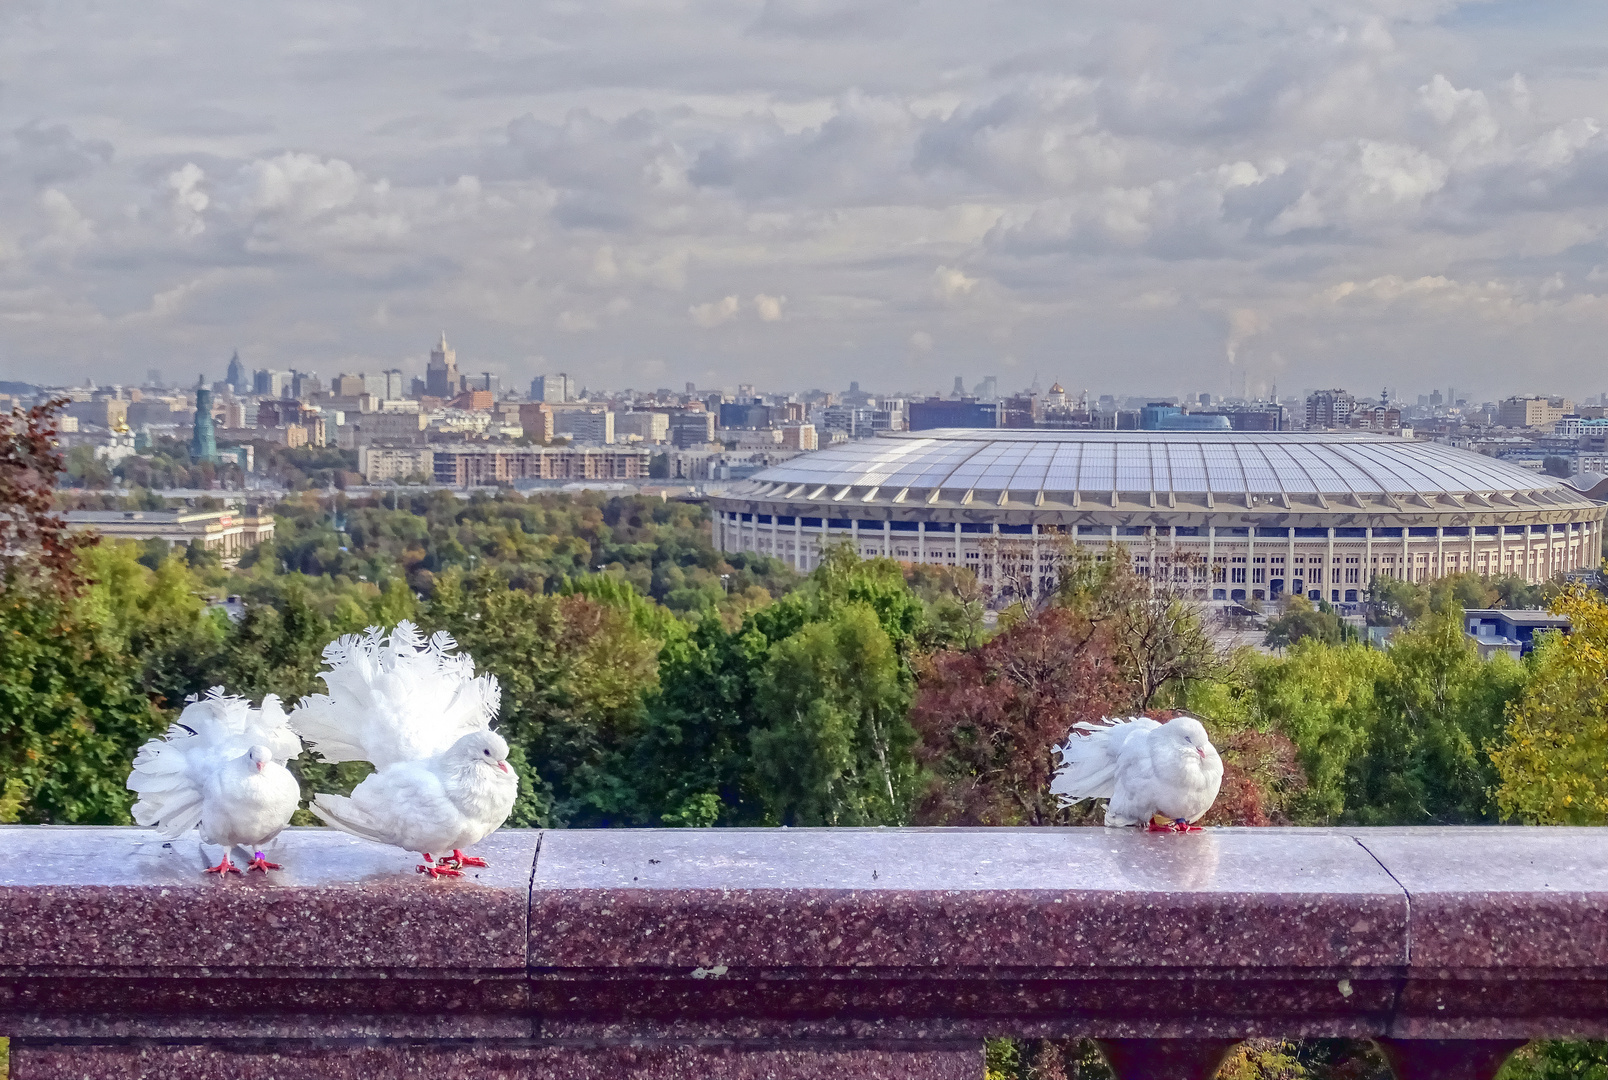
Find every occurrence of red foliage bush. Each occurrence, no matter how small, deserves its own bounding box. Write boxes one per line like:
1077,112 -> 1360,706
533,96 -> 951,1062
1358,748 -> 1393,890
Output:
910,607 -> 1135,825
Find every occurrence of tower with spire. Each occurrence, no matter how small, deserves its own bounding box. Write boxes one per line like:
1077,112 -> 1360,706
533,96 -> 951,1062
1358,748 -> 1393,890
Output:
426,332 -> 459,398
225,350 -> 246,394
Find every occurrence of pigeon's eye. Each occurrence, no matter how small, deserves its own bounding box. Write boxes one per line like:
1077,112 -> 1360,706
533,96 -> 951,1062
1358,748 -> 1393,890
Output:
483,748 -> 491,755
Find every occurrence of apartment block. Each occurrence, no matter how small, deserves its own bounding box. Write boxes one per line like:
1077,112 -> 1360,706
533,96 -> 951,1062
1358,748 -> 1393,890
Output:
1499,395 -> 1574,430
431,447 -> 649,487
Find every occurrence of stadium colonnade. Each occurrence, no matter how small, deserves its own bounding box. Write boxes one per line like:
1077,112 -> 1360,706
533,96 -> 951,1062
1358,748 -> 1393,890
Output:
709,430 -> 1607,605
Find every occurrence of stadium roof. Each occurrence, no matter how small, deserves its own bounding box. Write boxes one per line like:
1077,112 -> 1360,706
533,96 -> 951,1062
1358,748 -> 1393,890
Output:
740,430 -> 1591,504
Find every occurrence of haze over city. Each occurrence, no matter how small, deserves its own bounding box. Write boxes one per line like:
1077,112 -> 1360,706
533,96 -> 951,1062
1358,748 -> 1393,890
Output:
4,0 -> 1608,398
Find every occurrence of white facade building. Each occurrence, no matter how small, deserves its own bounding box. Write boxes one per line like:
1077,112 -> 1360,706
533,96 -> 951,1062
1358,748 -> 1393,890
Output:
711,430 -> 1607,607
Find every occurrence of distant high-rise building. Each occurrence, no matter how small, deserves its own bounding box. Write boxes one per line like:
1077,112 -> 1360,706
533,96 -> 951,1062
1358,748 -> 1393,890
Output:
466,371 -> 500,396
909,398 -> 998,431
1306,389 -> 1357,429
518,402 -> 556,443
145,368 -> 163,388
532,373 -> 573,403
554,407 -> 614,444
253,369 -> 291,397
952,376 -> 966,398
225,351 -> 247,394
383,369 -> 405,399
290,370 -> 321,400
426,332 -> 458,398
1498,396 -> 1573,430
190,380 -> 217,463
685,382 -> 696,394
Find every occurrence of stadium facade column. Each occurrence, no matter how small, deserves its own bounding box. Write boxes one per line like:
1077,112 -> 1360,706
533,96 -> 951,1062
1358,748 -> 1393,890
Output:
1148,526 -> 1157,594
1435,526 -> 1445,582
1327,527 -> 1336,600
1401,528 -> 1410,583
1207,525 -> 1216,590
1285,530 -> 1295,598
883,519 -> 891,558
917,520 -> 925,563
794,515 -> 803,572
1247,521 -> 1256,599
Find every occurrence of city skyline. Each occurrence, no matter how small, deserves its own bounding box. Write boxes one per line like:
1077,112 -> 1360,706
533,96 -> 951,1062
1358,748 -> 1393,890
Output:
4,2 -> 1608,395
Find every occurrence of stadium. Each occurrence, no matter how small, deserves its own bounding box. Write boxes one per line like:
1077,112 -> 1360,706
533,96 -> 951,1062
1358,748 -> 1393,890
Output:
710,430 -> 1607,605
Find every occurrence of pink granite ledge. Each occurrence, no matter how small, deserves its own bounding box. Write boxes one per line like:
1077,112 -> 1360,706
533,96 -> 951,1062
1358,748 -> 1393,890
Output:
0,826 -> 539,971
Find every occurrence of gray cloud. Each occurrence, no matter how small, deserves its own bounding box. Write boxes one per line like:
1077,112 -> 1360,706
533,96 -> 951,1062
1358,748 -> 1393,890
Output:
2,0 -> 1608,399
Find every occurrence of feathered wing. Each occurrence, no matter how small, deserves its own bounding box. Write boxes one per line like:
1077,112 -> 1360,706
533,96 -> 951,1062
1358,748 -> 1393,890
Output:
310,763 -> 460,853
1049,716 -> 1161,805
127,688 -> 304,839
292,622 -> 500,769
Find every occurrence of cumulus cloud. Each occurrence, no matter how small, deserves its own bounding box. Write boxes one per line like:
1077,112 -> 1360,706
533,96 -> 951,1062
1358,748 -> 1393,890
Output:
934,265 -> 977,300
754,293 -> 785,320
167,164 -> 209,238
690,295 -> 740,327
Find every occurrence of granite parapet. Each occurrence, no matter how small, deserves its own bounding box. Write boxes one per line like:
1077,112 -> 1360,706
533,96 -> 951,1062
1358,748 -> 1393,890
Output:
4,823 -> 1607,1078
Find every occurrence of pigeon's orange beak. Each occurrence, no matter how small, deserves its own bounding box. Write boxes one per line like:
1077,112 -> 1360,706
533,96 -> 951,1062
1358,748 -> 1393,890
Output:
256,761 -> 265,771
497,761 -> 510,773
1197,748 -> 1206,760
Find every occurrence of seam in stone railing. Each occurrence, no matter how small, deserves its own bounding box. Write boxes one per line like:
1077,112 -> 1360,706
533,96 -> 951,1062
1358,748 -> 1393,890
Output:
526,830 -> 544,973
1349,831 -> 1412,1033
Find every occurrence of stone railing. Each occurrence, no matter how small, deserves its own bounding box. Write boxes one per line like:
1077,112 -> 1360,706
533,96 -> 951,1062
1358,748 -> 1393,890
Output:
2,825 -> 1604,1079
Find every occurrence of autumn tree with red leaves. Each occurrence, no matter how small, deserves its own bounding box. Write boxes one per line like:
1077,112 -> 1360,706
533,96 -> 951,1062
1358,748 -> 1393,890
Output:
910,606 -> 1134,825
0,399 -> 94,595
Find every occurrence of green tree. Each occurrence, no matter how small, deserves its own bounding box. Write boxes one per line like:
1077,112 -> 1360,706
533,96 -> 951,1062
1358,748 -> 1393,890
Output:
1355,612 -> 1523,824
638,545 -> 925,826
1491,585 -> 1608,823
1264,595 -> 1350,650
1501,1041 -> 1608,1079
750,602 -> 917,825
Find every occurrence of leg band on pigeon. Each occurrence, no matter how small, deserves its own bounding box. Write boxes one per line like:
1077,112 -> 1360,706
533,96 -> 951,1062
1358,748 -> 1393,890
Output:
247,851 -> 281,873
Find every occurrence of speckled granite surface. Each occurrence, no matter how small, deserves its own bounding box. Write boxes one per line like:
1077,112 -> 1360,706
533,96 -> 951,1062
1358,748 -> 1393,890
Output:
4,824 -> 1606,1077
0,826 -> 537,970
9,1042 -> 983,1080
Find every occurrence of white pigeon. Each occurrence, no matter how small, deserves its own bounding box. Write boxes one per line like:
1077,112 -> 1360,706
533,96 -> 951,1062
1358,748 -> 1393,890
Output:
292,622 -> 519,878
1050,715 -> 1224,831
126,688 -> 303,873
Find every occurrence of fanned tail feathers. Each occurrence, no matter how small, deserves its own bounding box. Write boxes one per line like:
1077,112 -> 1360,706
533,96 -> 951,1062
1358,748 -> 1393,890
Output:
127,735 -> 202,839
1049,716 -> 1158,805
291,620 -> 501,768
127,687 -> 302,838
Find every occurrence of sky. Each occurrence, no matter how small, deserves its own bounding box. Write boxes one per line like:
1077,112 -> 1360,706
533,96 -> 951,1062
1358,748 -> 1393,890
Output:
4,0 -> 1608,400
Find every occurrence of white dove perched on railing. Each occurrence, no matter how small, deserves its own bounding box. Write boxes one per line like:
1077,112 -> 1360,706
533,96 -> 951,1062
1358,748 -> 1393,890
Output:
1050,715 -> 1223,832
292,622 -> 518,878
126,689 -> 303,874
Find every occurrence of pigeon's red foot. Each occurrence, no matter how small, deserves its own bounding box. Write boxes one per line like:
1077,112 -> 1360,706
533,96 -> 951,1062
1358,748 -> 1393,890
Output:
246,851 -> 281,873
416,853 -> 463,880
446,849 -> 487,869
204,854 -> 241,875
1173,821 -> 1204,833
